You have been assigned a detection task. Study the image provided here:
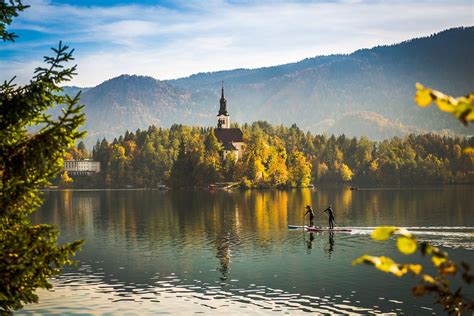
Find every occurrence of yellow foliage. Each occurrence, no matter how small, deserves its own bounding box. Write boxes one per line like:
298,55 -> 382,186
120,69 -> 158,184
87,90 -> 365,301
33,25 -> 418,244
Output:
60,171 -> 73,184
432,255 -> 447,267
414,84 -> 432,107
439,261 -> 457,275
371,226 -> 397,240
407,264 -> 422,275
463,147 -> 474,155
369,159 -> 378,172
435,98 -> 455,113
352,255 -> 412,277
415,83 -> 474,126
339,163 -> 353,182
397,236 -> 417,255
317,162 -> 328,177
64,152 -> 73,160
422,274 -> 436,284
125,140 -> 137,156
114,144 -> 126,158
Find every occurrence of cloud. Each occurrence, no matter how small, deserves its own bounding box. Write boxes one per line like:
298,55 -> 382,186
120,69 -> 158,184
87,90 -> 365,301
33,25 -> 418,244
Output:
0,0 -> 472,86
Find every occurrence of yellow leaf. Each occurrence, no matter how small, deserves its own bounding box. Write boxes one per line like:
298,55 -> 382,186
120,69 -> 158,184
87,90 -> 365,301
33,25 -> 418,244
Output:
397,236 -> 417,254
415,90 -> 432,107
435,99 -> 455,113
396,228 -> 413,238
432,255 -> 446,267
376,256 -> 407,277
352,256 -> 367,266
407,264 -> 422,275
466,111 -> 474,122
464,148 -> 474,155
352,255 -> 376,266
352,255 -> 408,277
388,265 -> 407,277
439,261 -> 457,275
431,89 -> 450,101
371,226 -> 397,241
422,274 -> 435,284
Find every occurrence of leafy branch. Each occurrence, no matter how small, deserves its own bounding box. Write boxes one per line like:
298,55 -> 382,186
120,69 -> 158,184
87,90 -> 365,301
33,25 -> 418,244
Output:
0,0 -> 29,42
353,227 -> 473,315
415,83 -> 474,126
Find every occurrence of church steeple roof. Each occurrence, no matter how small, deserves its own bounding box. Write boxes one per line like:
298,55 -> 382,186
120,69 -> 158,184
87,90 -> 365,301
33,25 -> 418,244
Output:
218,81 -> 228,116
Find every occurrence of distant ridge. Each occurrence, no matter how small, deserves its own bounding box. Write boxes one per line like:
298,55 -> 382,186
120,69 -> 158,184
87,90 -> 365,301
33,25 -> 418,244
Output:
71,27 -> 473,145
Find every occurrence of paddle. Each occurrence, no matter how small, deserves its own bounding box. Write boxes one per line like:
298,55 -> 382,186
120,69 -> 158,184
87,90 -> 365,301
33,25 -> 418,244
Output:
302,215 -> 306,243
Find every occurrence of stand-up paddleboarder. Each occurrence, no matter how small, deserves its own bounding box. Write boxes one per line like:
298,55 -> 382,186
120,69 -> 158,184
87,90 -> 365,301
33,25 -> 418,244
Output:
304,205 -> 315,227
323,205 -> 335,229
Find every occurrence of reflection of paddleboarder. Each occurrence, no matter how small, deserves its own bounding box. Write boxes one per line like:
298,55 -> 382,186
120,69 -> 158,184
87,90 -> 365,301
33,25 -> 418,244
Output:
306,232 -> 315,251
328,231 -> 334,252
324,231 -> 335,257
305,205 -> 315,227
323,205 -> 335,229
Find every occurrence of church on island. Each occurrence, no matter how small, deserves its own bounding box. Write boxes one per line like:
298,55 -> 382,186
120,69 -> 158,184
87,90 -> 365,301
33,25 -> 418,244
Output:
214,84 -> 244,161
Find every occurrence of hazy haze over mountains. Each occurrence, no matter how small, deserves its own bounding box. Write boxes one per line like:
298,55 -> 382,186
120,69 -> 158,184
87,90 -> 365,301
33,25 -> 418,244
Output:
68,27 -> 474,145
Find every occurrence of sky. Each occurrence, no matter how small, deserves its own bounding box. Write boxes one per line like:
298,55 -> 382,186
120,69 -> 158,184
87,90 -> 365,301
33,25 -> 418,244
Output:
0,0 -> 473,87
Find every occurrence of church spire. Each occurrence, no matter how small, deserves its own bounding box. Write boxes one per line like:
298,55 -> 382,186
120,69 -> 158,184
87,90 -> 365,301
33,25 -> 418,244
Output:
218,81 -> 228,116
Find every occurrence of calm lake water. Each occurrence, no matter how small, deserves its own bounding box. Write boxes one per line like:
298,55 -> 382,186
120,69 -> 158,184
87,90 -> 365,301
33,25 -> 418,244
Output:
20,186 -> 473,315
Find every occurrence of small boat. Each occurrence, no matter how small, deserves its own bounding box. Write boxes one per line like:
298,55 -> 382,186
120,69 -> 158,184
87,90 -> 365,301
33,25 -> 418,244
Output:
305,226 -> 352,232
288,225 -> 307,229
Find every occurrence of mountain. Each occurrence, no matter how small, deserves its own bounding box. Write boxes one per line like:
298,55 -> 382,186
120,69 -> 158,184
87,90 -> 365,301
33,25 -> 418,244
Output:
77,75 -> 198,142
72,27 -> 474,145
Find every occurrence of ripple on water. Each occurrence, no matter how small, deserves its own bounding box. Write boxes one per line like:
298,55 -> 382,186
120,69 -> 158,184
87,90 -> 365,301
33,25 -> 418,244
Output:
347,226 -> 474,250
18,269 -> 402,315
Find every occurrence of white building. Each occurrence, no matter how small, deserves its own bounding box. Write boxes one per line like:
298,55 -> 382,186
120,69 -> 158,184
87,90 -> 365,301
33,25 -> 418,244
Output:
64,159 -> 101,175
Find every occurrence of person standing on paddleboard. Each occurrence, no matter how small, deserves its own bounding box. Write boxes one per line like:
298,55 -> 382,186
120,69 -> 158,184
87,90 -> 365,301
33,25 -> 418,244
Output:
323,205 -> 335,229
305,205 -> 315,227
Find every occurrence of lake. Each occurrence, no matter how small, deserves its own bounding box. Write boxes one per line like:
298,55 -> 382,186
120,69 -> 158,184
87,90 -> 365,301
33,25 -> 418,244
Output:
20,186 -> 473,315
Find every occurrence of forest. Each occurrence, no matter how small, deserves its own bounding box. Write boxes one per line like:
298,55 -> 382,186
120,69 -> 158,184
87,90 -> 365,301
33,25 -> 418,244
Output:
62,121 -> 474,189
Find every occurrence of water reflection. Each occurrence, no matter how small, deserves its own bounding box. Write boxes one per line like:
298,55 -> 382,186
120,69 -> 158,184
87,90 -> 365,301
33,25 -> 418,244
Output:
26,186 -> 474,315
305,232 -> 314,253
305,231 -> 335,257
325,232 -> 335,258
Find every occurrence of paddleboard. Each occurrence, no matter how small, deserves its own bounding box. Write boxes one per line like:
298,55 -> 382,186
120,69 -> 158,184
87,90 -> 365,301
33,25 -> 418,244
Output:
305,226 -> 351,232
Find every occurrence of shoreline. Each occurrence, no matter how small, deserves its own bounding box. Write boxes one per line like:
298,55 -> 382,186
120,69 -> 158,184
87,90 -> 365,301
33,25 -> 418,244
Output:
42,183 -> 474,192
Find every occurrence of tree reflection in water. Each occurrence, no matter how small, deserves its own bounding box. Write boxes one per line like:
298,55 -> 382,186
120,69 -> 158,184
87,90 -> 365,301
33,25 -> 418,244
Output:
216,231 -> 235,281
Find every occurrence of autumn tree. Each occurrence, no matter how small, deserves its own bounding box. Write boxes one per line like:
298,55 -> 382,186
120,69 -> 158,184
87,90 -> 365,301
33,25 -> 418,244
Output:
59,171 -> 73,187
287,150 -> 312,187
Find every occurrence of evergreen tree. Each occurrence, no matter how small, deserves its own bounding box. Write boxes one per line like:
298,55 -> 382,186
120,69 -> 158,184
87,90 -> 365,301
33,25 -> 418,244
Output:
0,3 -> 84,310
169,140 -> 195,187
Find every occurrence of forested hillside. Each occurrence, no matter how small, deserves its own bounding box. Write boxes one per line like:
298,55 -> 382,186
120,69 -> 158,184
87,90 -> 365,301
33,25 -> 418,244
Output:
69,27 -> 474,145
64,122 -> 473,188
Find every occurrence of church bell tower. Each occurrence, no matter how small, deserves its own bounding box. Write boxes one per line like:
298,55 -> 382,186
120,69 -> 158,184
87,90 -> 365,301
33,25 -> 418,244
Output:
217,82 -> 230,129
